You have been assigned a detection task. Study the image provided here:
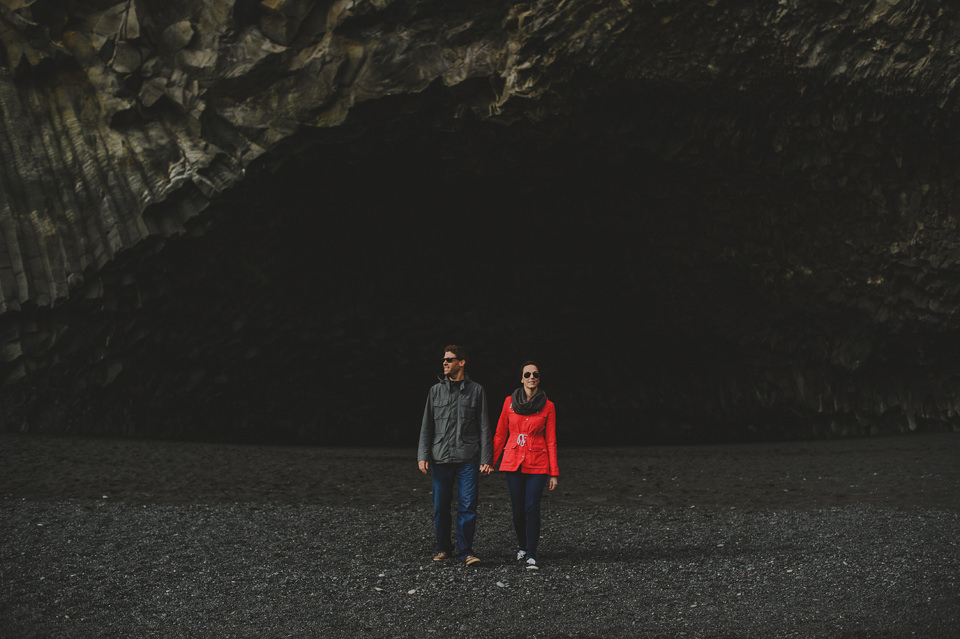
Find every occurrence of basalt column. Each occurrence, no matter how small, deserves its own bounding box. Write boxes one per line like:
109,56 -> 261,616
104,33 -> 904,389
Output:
1,1 -> 959,444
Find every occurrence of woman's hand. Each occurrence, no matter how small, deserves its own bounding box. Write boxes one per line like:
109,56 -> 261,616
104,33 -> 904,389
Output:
548,476 -> 558,491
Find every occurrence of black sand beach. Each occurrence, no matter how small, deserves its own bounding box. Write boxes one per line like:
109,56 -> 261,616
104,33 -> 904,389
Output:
1,433 -> 958,638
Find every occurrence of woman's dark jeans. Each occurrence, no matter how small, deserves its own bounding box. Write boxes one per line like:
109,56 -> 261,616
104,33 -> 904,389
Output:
505,471 -> 549,559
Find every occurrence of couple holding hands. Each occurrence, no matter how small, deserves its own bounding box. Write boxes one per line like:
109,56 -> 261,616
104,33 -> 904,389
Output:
417,345 -> 559,570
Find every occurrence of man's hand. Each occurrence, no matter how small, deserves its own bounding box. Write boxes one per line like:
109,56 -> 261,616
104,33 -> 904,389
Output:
480,464 -> 493,475
548,476 -> 558,490
418,460 -> 429,474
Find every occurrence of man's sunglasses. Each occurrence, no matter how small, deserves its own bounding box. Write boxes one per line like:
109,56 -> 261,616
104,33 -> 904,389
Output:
443,357 -> 460,363
523,371 -> 540,379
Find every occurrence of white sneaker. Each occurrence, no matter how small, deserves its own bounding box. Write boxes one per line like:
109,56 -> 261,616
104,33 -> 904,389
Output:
525,558 -> 538,570
516,550 -> 527,561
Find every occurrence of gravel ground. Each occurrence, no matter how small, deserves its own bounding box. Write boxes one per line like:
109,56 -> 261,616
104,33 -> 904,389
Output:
1,433 -> 958,638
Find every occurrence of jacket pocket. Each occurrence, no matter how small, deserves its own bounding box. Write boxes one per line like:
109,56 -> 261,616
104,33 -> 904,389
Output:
461,396 -> 479,425
527,447 -> 547,467
459,436 -> 479,459
433,395 -> 454,422
434,402 -> 456,435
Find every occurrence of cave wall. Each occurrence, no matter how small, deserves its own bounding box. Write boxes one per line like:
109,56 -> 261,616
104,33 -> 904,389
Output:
1,0 -> 959,445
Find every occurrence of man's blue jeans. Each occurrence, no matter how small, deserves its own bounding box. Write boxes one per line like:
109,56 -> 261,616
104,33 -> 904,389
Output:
432,462 -> 479,560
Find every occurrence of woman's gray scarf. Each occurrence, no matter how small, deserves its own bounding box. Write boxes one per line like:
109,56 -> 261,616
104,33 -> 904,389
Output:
511,388 -> 547,415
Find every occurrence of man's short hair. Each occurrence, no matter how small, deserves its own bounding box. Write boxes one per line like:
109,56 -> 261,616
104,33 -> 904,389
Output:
444,344 -> 468,361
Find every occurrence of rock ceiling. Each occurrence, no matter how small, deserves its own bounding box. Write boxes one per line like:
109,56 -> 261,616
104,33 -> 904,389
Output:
1,0 -> 959,444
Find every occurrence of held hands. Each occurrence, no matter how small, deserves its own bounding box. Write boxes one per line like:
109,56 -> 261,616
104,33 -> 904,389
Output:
418,461 -> 494,476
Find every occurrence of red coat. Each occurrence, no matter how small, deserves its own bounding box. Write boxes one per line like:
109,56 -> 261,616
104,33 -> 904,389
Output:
493,395 -> 559,475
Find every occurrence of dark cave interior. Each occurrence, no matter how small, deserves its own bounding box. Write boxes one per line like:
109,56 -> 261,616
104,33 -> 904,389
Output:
5,71 -> 959,447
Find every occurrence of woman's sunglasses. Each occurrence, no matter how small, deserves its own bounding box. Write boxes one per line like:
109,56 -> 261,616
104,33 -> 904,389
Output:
523,371 -> 540,379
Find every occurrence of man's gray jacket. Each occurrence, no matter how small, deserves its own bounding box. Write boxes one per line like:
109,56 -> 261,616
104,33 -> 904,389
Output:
418,374 -> 492,465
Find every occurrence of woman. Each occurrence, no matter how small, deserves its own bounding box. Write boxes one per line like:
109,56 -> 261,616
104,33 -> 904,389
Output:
492,360 -> 559,570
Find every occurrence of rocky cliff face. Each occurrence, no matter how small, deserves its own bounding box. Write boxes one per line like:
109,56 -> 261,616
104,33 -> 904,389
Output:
1,0 -> 959,444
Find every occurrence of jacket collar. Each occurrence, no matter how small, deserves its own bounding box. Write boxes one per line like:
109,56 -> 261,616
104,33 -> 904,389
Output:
437,372 -> 470,391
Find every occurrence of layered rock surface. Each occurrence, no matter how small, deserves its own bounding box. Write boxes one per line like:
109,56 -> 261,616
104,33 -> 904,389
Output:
1,0 -> 959,444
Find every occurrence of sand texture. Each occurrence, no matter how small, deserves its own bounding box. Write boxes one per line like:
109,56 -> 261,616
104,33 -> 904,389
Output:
1,433 -> 958,638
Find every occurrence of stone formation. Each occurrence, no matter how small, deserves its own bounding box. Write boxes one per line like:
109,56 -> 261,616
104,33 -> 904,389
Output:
1,0 -> 958,444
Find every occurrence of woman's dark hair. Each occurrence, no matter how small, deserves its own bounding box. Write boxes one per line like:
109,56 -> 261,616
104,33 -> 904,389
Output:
520,360 -> 541,374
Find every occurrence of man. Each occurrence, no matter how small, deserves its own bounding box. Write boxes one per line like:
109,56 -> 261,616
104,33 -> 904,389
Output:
418,344 -> 493,565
